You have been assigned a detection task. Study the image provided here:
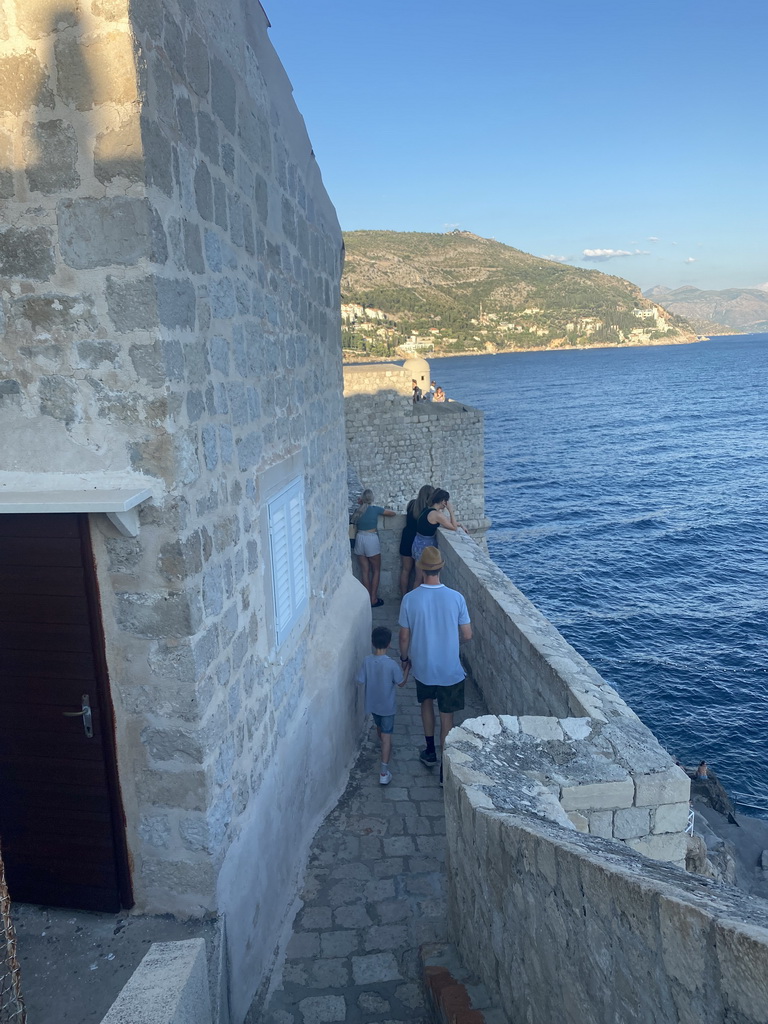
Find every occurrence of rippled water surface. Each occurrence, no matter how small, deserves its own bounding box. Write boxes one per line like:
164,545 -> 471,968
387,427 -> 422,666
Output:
434,335 -> 768,816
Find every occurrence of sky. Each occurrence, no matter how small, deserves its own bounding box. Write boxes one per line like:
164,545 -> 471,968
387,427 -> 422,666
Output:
266,0 -> 767,294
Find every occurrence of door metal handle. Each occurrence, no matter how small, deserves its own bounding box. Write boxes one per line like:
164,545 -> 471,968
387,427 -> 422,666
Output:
62,694 -> 93,738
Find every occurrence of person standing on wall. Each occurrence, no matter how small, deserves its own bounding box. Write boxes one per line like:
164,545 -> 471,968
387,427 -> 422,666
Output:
351,489 -> 396,607
398,546 -> 472,783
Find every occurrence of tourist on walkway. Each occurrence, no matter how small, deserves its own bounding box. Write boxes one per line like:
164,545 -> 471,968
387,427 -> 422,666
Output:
398,546 -> 472,782
351,489 -> 396,606
399,484 -> 433,597
411,489 -> 464,588
356,626 -> 407,785
433,386 -> 446,402
411,379 -> 422,402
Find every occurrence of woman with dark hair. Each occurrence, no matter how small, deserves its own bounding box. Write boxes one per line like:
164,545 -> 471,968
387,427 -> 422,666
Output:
351,489 -> 396,606
411,488 -> 464,588
399,484 -> 433,596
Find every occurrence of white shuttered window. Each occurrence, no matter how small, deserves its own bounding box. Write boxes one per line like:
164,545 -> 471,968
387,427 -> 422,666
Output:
267,477 -> 308,647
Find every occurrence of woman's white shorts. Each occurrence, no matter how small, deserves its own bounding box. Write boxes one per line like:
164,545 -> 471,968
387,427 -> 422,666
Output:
354,531 -> 381,557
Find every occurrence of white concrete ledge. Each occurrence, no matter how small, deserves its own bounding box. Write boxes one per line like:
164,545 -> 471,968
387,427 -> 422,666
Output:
100,939 -> 212,1024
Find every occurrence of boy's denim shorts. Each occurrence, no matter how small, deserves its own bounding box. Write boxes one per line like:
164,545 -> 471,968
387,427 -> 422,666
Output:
372,713 -> 395,734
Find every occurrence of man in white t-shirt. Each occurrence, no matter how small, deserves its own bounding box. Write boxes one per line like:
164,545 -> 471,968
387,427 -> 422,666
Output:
398,545 -> 472,776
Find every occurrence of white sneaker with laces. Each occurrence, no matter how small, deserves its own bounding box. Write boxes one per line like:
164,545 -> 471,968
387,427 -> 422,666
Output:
379,768 -> 392,785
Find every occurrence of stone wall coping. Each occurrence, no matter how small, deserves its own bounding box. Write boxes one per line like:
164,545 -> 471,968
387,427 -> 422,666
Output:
100,938 -> 212,1024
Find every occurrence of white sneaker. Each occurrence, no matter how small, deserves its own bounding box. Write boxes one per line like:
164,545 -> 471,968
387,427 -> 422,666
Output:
379,768 -> 392,785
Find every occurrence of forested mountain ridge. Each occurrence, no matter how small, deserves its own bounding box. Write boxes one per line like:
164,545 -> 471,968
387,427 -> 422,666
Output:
341,230 -> 695,357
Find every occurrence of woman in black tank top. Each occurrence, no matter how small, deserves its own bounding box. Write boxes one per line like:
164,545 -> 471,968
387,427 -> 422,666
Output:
411,489 -> 465,588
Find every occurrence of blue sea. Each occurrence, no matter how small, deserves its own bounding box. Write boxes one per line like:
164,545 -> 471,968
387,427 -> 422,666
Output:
433,335 -> 768,818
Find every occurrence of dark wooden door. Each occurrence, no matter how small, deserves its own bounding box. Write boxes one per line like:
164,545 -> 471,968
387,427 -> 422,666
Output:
0,514 -> 131,912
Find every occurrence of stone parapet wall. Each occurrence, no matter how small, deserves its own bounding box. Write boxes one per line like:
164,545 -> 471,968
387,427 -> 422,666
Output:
343,363 -> 413,397
344,388 -> 486,532
437,532 -> 689,859
443,742 -> 768,1024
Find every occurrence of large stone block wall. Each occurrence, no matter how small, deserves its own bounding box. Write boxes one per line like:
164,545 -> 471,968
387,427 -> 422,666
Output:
443,741 -> 768,1024
0,2 -> 369,1018
344,371 -> 487,532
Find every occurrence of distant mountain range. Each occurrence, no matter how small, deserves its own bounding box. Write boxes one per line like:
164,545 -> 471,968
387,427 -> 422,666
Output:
644,285 -> 768,334
341,231 -> 695,358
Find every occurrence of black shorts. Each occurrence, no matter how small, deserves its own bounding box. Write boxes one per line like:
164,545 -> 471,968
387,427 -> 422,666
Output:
415,679 -> 465,714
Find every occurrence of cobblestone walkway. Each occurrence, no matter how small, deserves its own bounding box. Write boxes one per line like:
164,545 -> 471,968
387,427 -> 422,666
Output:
257,602 -> 486,1024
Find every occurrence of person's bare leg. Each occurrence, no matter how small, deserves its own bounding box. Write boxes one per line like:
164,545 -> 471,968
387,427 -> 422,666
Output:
357,553 -> 371,600
421,698 -> 435,738
412,564 -> 423,590
380,732 -> 392,764
399,555 -> 414,597
439,711 -> 454,748
369,553 -> 382,604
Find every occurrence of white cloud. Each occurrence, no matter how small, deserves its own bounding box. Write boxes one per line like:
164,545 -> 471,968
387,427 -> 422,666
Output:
648,236 -> 659,242
541,254 -> 569,263
758,282 -> 768,292
582,248 -> 650,262
683,257 -> 698,264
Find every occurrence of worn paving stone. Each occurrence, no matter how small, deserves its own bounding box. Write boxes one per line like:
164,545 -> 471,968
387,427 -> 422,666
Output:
351,952 -> 401,985
297,994 -> 346,1022
258,602 -> 487,1022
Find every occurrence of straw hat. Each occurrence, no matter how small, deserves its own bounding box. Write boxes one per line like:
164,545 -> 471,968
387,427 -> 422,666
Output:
416,546 -> 444,572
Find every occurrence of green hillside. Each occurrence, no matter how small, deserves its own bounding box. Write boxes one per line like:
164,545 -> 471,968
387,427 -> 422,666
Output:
340,230 -> 695,357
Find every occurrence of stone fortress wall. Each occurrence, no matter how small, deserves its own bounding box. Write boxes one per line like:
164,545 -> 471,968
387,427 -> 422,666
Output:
431,529 -> 768,1021
343,362 -> 488,533
0,2 -> 368,1020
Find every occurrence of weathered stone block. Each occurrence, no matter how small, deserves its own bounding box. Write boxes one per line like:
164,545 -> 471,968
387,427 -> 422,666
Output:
0,226 -> 54,280
519,715 -> 563,741
211,57 -> 236,134
23,119 -> 79,192
588,810 -> 613,838
142,117 -> 173,195
116,591 -> 201,638
183,221 -> 205,274
56,31 -> 138,110
14,293 -> 98,333
194,162 -> 213,220
106,275 -> 157,331
614,806 -> 650,840
92,0 -> 124,20
0,132 -> 13,198
0,52 -> 54,113
14,0 -> 78,37
58,197 -> 150,269
567,811 -> 588,833
560,778 -> 634,812
634,765 -> 690,808
652,801 -> 689,835
186,29 -> 210,97
156,277 -> 195,330
625,832 -> 687,864
94,121 -> 143,183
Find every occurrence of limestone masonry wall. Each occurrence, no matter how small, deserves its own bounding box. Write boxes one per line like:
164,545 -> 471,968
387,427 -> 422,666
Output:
344,366 -> 487,532
438,531 -> 689,861
0,2 -> 368,1019
443,737 -> 768,1024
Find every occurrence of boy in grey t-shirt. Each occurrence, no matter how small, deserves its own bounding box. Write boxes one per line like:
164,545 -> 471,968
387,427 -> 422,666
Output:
356,626 -> 407,784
